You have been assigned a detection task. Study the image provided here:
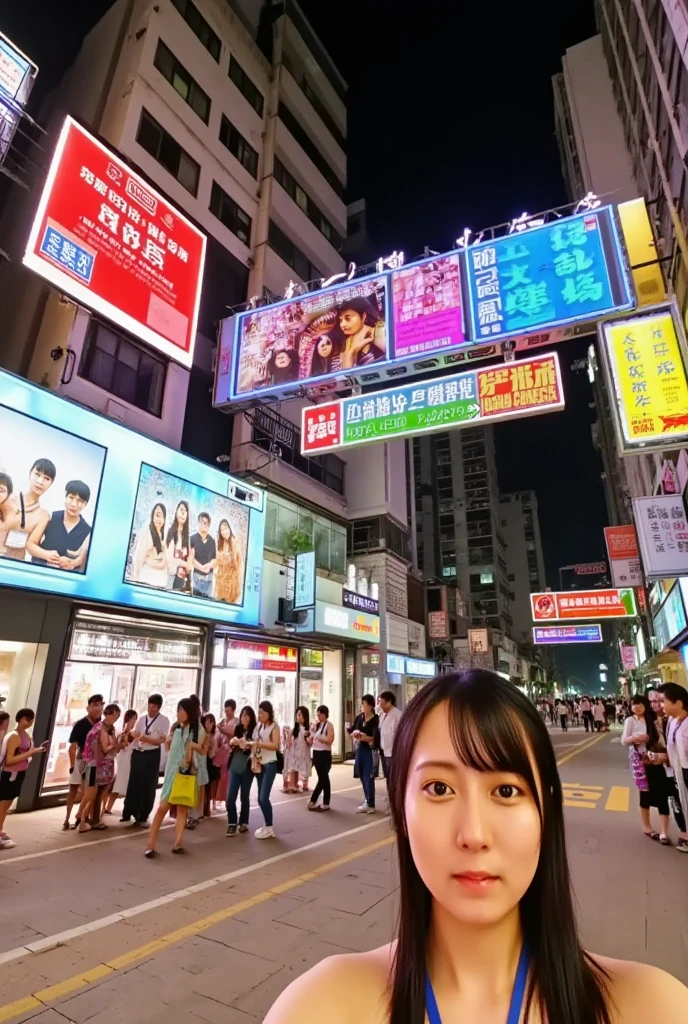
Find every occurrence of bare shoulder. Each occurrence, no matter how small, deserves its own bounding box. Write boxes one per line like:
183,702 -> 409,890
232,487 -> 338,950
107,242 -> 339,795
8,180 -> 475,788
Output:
591,953 -> 688,1019
263,944 -> 394,1024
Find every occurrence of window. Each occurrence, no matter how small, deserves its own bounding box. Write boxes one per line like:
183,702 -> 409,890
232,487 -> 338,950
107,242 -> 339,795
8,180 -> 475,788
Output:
268,220 -> 321,281
251,405 -> 345,496
278,102 -> 344,198
136,108 -> 200,195
154,40 -> 211,123
170,0 -> 221,61
219,115 -> 258,178
79,320 -> 166,417
228,56 -> 264,117
273,158 -> 342,249
209,181 -> 252,244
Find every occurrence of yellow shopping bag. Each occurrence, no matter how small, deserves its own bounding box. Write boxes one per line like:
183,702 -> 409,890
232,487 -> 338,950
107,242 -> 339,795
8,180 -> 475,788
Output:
169,770 -> 198,807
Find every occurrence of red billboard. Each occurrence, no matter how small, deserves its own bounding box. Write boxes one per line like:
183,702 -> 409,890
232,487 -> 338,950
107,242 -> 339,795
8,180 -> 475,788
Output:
23,116 -> 206,367
531,589 -> 637,621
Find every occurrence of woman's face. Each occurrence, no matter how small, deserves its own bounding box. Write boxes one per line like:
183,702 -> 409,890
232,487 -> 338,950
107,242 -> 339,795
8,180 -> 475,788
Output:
258,708 -> 269,724
105,710 -> 120,726
241,711 -> 251,729
632,701 -> 645,717
317,710 -> 327,723
127,714 -> 138,730
275,351 -> 291,370
153,506 -> 165,530
339,308 -> 364,336
404,702 -> 541,929
317,336 -> 332,358
206,716 -> 216,730
220,522 -> 231,540
296,709 -> 304,725
177,706 -> 189,725
177,504 -> 187,524
361,700 -> 373,715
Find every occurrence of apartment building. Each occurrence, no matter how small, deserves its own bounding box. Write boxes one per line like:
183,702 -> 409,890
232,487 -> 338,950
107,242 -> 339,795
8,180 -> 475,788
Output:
500,491 -> 547,645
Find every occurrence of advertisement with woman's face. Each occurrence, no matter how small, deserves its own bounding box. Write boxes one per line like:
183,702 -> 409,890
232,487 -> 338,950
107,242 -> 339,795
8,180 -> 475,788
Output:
0,405 -> 106,575
124,464 -> 250,606
233,275 -> 389,396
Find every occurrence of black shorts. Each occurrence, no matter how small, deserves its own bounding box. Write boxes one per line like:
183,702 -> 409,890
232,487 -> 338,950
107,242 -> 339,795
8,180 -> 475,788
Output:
85,765 -> 98,788
0,770 -> 26,802
207,763 -> 221,784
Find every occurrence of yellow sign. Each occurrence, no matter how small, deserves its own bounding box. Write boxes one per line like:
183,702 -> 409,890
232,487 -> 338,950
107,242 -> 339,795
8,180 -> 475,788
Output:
617,198 -> 666,308
604,308 -> 688,450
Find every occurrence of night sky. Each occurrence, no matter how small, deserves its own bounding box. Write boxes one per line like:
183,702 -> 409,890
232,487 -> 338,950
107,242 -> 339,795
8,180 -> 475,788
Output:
3,0 -> 612,687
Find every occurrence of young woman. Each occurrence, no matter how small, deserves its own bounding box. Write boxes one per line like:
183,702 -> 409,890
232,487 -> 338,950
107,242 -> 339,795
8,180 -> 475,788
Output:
308,705 -> 335,812
593,699 -> 606,733
186,693 -> 209,829
201,713 -> 219,817
166,500 -> 191,593
337,297 -> 385,369
77,703 -> 120,833
226,705 -> 257,837
134,503 -> 168,588
265,670 -> 688,1024
283,706 -> 312,794
310,332 -> 343,377
145,698 -> 205,857
349,695 -> 379,813
215,520 -> 243,605
104,709 -> 137,815
622,694 -> 671,844
0,709 -> 49,849
246,700 -> 280,840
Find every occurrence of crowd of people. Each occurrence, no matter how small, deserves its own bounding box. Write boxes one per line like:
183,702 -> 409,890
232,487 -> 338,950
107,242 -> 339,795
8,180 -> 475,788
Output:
539,695 -> 629,732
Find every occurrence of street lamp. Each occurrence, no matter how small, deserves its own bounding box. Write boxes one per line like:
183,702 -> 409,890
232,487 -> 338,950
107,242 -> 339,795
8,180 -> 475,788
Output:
599,663 -> 608,671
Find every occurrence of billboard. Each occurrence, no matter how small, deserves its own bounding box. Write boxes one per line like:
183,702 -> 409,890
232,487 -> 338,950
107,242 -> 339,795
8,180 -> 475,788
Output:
0,32 -> 37,166
599,304 -> 688,455
293,549 -> 316,610
533,625 -> 603,644
391,252 -> 464,358
23,117 -> 206,367
653,582 -> 687,650
466,206 -> 633,344
633,495 -> 688,580
301,352 -> 564,455
531,589 -> 637,621
0,368 -> 265,626
620,643 -> 637,670
604,524 -> 643,587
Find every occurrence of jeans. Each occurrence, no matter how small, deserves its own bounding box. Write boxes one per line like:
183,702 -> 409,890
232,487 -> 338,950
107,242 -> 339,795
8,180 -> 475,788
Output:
193,572 -> 213,598
256,761 -> 278,826
582,711 -> 593,732
311,750 -> 332,806
356,742 -> 375,808
226,770 -> 253,826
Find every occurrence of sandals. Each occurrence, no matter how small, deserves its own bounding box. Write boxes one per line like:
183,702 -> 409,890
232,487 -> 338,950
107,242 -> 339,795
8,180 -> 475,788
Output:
659,834 -> 671,846
644,831 -> 660,841
78,824 -> 92,834
92,822 -> 108,831
172,846 -> 186,854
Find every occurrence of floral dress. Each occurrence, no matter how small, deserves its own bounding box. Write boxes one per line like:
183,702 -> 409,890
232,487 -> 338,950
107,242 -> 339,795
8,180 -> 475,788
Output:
283,727 -> 312,781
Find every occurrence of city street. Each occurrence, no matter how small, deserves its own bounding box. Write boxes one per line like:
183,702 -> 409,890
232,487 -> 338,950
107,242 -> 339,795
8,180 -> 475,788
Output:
0,726 -> 686,1024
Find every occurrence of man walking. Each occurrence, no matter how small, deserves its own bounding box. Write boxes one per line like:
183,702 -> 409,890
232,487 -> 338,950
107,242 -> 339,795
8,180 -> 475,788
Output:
122,694 -> 169,826
62,694 -> 104,830
378,690 -> 402,806
580,695 -> 593,732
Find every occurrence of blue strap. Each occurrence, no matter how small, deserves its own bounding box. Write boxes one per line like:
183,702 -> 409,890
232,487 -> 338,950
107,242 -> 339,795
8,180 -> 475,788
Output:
425,945 -> 529,1024
425,974 -> 442,1024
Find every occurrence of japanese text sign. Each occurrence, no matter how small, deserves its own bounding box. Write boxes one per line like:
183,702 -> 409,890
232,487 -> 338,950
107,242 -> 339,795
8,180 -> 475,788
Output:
390,252 -> 464,358
604,525 -> 643,588
531,589 -> 637,621
301,352 -> 564,455
466,206 -> 632,344
633,495 -> 688,580
600,305 -> 688,455
533,625 -> 603,644
24,117 -> 206,367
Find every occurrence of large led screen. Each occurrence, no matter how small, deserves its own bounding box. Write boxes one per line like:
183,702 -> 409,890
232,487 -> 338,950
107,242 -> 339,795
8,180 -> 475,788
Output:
391,252 -> 464,358
0,370 -> 265,626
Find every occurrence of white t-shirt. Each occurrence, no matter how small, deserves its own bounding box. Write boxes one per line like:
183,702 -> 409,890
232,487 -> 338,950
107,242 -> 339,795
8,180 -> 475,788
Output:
254,721 -> 278,763
134,713 -> 170,753
557,703 -> 568,716
622,715 -> 648,753
311,720 -> 333,752
667,716 -> 688,770
379,705 -> 402,756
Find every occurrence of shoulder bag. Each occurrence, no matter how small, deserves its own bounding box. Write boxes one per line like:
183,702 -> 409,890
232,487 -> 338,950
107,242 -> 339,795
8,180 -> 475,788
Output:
169,731 -> 199,807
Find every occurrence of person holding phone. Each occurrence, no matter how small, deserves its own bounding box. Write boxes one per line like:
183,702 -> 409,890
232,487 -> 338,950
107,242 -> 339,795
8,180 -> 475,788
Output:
0,709 -> 49,849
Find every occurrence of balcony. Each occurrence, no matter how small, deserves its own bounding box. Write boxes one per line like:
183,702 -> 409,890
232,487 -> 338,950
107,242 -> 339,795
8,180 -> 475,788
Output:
251,405 -> 345,495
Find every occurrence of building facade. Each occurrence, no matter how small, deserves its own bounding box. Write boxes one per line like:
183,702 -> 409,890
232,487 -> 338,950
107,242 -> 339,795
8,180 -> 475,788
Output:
499,491 -> 547,644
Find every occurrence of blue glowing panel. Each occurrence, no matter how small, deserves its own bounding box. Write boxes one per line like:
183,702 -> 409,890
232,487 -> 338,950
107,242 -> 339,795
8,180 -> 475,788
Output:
533,625 -> 603,645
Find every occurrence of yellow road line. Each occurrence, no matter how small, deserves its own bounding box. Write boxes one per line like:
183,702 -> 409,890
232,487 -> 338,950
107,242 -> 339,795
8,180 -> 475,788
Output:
562,783 -> 604,790
563,799 -> 598,808
605,785 -> 630,812
556,733 -> 606,766
0,835 -> 394,1023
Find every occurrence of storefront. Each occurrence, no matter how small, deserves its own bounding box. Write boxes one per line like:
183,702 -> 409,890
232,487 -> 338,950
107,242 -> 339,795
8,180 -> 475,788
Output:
386,653 -> 437,705
210,638 -> 298,727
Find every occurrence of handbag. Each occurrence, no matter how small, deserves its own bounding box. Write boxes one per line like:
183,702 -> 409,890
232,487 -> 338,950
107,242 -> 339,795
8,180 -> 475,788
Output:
276,750 -> 284,775
229,749 -> 249,776
629,747 -> 649,791
170,770 -> 198,807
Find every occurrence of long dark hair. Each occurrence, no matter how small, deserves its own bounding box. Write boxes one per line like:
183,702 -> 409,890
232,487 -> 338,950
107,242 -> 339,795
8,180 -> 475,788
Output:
217,519 -> 234,553
310,333 -> 342,377
166,500 -> 189,551
235,705 -> 257,740
293,705 -> 310,738
177,697 -> 199,739
148,503 -> 166,554
258,700 -> 275,724
387,671 -> 611,1024
630,693 -> 660,748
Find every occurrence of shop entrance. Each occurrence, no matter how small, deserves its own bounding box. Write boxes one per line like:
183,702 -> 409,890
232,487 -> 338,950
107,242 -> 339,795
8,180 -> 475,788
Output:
0,640 -> 49,722
210,639 -> 298,728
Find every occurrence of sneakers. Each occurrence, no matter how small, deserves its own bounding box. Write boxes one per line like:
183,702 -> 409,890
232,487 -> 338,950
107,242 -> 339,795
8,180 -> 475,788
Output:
0,837 -> 16,849
307,802 -> 318,812
226,824 -> 237,837
238,824 -> 249,833
356,803 -> 369,813
365,806 -> 376,814
677,838 -> 688,853
255,825 -> 275,839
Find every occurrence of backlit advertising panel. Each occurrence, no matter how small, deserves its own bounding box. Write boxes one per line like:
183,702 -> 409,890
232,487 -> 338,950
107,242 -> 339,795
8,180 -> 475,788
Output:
0,369 -> 264,626
604,525 -> 643,587
599,303 -> 688,455
23,116 -> 206,368
301,352 -> 564,455
533,625 -> 603,644
0,32 -> 37,166
531,588 -> 637,621
466,206 -> 632,344
390,252 -> 464,358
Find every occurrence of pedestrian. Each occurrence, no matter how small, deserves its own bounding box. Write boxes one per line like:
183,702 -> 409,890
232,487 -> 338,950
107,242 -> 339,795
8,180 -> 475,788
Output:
580,694 -> 593,732
104,709 -> 137,816
225,705 -> 256,836
308,705 -> 334,813
572,699 -> 580,727
77,703 -> 120,833
246,700 -> 281,839
122,694 -> 169,827
0,711 -> 9,750
556,699 -> 568,732
0,709 -> 49,849
378,690 -> 402,802
593,699 -> 606,732
282,706 -> 312,794
616,699 -> 625,725
145,698 -> 205,858
211,714 -> 230,811
604,696 -> 615,730
62,694 -> 104,830
186,693 -> 209,829
622,693 -> 671,844
659,683 -> 688,853
349,694 -> 379,814
201,713 -> 218,817
264,669 -> 688,1024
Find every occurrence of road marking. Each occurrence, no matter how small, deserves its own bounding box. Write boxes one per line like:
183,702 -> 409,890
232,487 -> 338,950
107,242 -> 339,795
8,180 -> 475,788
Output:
0,833 -> 395,1023
556,733 -> 606,766
562,782 -> 604,809
605,785 -> 630,812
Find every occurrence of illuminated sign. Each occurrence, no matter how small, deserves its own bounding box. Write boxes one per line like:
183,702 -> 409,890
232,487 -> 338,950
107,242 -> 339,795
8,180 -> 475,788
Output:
533,625 -> 603,644
226,640 -> 297,673
620,644 -> 637,670
309,601 -> 380,643
574,562 -> 607,575
0,32 -> 37,166
0,368 -> 264,626
604,525 -> 643,587
633,495 -> 688,580
343,588 -> 379,615
301,352 -> 564,455
23,117 -> 206,367
391,252 -> 464,358
293,549 -> 316,610
466,206 -> 632,344
652,582 -> 687,650
386,653 -> 436,676
599,304 -> 688,455
531,589 -> 637,621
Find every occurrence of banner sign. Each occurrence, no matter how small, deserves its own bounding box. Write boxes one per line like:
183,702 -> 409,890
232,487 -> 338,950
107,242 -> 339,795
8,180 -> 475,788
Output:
531,589 -> 637,621
652,582 -> 687,650
343,588 -> 379,615
633,495 -> 688,580
574,562 -> 607,575
533,624 -> 603,644
599,304 -> 688,455
311,601 -> 380,643
469,628 -> 490,654
466,206 -> 632,344
391,252 -> 464,358
604,525 -> 643,587
24,117 -> 206,367
620,643 -> 637,670
226,641 -> 297,673
293,550 -> 316,610
301,352 -> 564,455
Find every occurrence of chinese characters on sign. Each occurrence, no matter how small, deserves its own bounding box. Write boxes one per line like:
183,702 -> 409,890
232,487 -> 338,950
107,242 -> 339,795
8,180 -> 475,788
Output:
601,307 -> 688,454
603,525 -> 643,588
533,625 -> 603,644
301,353 -> 564,455
620,644 -> 637,671
293,550 -> 316,610
428,611 -> 449,640
23,117 -> 206,367
632,495 -> 688,580
466,207 -> 630,343
469,628 -> 490,654
391,252 -> 464,358
531,589 -> 637,621
342,589 -> 380,615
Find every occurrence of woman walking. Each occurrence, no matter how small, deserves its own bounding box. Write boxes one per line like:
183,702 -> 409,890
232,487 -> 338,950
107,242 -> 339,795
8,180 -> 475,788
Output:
225,705 -> 256,836
78,704 -> 120,832
308,705 -> 334,812
145,698 -> 204,857
622,693 -> 671,844
247,700 -> 280,839
349,694 -> 379,814
201,713 -> 219,817
283,706 -> 312,794
593,699 -> 606,732
0,709 -> 49,849
104,709 -> 137,815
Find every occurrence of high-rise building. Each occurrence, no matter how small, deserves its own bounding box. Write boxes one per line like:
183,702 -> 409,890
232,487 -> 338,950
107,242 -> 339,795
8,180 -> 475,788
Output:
499,491 -> 547,644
